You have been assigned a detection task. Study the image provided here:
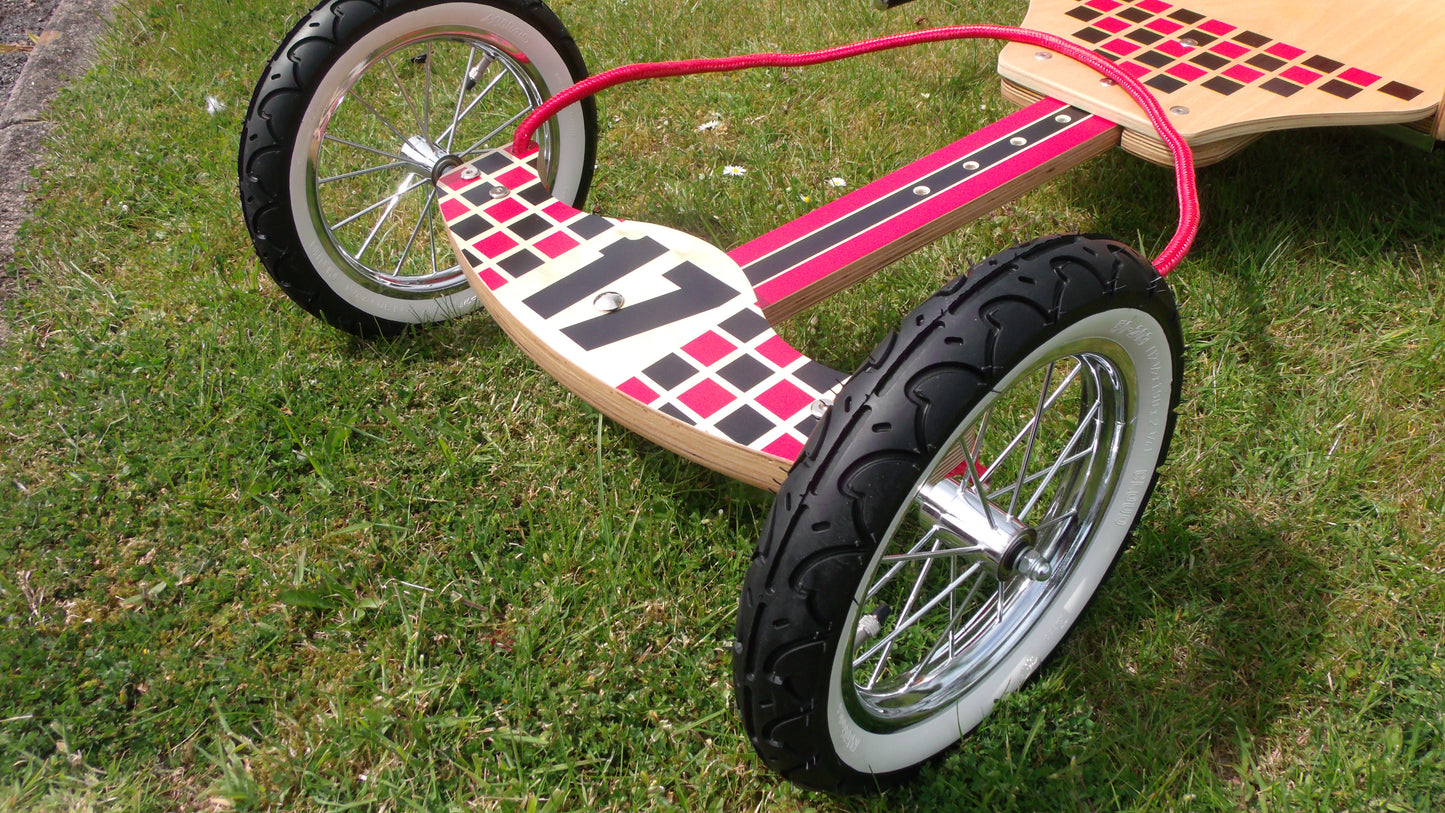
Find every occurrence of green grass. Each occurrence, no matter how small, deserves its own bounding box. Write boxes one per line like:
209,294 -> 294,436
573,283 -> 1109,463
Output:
3,0 -> 1445,809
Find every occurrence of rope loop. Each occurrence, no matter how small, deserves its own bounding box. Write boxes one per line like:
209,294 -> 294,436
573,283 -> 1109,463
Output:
512,26 -> 1198,274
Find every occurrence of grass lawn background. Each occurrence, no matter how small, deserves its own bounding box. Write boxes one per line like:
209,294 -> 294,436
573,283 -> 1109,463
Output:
2,0 -> 1443,809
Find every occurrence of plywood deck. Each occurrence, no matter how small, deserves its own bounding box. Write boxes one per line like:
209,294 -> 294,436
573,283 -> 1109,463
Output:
1000,0 -> 1445,163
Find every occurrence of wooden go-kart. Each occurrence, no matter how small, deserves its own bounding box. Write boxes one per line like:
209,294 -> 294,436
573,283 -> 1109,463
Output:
237,0 -> 1445,793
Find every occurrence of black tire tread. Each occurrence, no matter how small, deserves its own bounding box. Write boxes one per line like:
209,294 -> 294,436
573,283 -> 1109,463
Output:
733,234 -> 1183,794
237,0 -> 596,337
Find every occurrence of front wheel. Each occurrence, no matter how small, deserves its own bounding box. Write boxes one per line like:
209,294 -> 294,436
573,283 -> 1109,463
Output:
238,0 -> 598,336
733,234 -> 1184,793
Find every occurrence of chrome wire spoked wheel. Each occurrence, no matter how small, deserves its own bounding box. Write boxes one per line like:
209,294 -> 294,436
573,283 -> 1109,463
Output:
735,235 -> 1182,792
240,0 -> 596,335
304,30 -> 557,300
847,343 -> 1132,730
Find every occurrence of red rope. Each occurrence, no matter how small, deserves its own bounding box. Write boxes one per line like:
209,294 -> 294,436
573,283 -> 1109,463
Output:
513,26 -> 1198,274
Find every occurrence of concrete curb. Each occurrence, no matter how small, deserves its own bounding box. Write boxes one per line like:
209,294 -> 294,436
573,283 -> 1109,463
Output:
0,0 -> 121,307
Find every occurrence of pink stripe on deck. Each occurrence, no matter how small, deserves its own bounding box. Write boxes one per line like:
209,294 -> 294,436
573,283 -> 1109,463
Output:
753,113 -> 1116,308
727,98 -> 1069,268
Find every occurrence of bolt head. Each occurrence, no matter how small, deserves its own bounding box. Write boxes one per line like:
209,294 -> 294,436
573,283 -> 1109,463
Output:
1013,548 -> 1053,582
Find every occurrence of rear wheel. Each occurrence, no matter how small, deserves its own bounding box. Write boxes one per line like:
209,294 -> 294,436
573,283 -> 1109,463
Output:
238,0 -> 597,336
733,234 -> 1183,792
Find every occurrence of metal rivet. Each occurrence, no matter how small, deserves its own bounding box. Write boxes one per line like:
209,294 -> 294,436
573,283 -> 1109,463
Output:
1180,37 -> 1199,48
962,160 -> 980,171
810,397 -> 834,418
489,185 -> 508,198
593,291 -> 624,312
1035,51 -> 1052,60
1100,78 -> 1115,87
913,185 -> 930,196
1170,106 -> 1190,115
459,166 -> 479,180
1010,136 -> 1028,146
1055,114 -> 1073,124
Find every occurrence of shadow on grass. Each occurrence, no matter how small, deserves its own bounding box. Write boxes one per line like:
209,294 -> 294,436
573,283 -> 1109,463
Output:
245,125 -> 1442,810
1086,126 -> 1445,268
843,127 -> 1445,809
868,471 -> 1332,810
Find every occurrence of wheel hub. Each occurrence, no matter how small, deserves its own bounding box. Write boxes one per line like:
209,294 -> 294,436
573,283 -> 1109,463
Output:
399,135 -> 462,183
399,135 -> 447,170
915,478 -> 1050,581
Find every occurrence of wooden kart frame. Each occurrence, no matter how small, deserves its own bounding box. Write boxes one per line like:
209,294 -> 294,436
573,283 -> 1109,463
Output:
239,0 -> 1445,795
436,0 -> 1445,489
422,0 -> 1445,790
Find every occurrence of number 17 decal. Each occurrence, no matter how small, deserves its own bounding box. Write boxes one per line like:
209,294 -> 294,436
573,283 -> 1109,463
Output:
562,262 -> 737,350
523,235 -> 741,351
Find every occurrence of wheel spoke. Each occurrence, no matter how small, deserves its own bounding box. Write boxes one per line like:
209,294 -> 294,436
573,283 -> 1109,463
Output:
972,406 -> 992,465
357,172 -> 419,259
854,561 -> 984,671
1015,400 -> 1101,521
384,54 -> 425,137
425,190 -> 440,278
863,535 -> 942,687
947,556 -> 956,662
1035,509 -> 1078,530
1007,362 -> 1056,516
318,160 -> 411,185
440,62 -> 508,150
348,89 -> 412,147
322,134 -> 407,163
865,526 -> 945,603
905,568 -> 990,685
880,543 -> 984,565
928,442 -> 997,531
453,108 -> 531,160
446,47 -> 480,153
961,445 -> 997,530
391,186 -> 437,276
444,49 -> 498,151
994,579 -> 1004,626
989,447 -> 1093,506
983,362 -> 1082,479
330,174 -> 430,231
423,42 -> 433,140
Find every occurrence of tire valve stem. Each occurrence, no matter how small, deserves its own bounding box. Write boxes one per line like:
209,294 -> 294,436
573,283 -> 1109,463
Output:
853,603 -> 892,648
463,57 -> 492,92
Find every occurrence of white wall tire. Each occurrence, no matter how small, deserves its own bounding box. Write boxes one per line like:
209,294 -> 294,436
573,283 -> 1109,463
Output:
734,234 -> 1184,793
239,0 -> 597,336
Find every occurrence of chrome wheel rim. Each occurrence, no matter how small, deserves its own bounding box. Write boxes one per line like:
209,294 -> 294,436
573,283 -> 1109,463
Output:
846,338 -> 1136,730
304,27 -> 559,299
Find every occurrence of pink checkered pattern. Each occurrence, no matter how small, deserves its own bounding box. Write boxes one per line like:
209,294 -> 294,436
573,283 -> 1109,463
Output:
615,309 -> 843,460
436,150 -> 597,291
438,150 -> 846,462
1062,0 -> 1425,103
